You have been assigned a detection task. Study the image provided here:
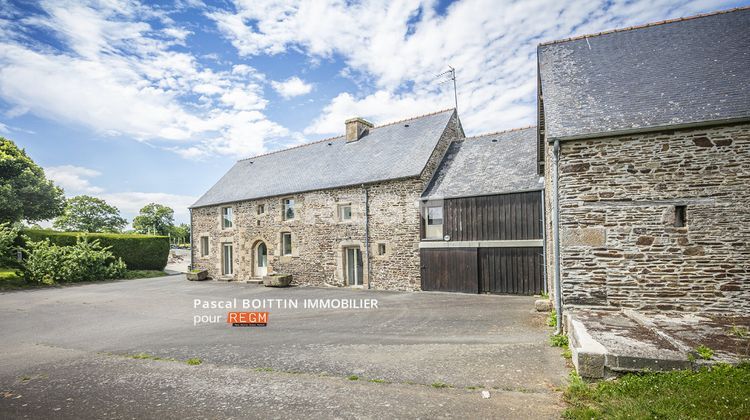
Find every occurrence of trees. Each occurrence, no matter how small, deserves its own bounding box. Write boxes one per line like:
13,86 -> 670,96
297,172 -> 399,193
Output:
169,223 -> 190,244
132,203 -> 174,236
53,195 -> 127,233
0,138 -> 65,223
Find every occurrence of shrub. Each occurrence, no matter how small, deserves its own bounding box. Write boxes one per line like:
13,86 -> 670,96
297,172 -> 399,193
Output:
23,237 -> 126,284
23,229 -> 169,270
0,222 -> 20,267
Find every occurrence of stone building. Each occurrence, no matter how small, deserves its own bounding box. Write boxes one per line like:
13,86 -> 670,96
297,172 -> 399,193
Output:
538,9 -> 750,314
190,109 -> 464,290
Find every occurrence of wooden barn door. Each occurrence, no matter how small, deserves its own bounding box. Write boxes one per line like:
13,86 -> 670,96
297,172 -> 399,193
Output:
420,248 -> 478,293
479,247 -> 544,295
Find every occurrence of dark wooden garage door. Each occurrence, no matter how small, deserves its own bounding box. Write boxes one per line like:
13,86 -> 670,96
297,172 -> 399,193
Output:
420,248 -> 478,293
420,247 -> 544,295
479,247 -> 544,294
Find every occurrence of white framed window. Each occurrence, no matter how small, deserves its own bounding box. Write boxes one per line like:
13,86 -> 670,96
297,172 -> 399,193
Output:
281,232 -> 293,256
257,204 -> 265,215
338,204 -> 352,221
424,205 -> 443,239
282,198 -> 295,220
200,236 -> 209,257
222,243 -> 233,275
221,207 -> 233,229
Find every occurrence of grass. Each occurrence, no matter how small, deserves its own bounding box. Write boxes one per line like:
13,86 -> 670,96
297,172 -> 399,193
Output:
118,270 -> 169,279
563,363 -> 750,419
128,352 -> 176,362
550,334 -> 569,347
547,309 -> 557,328
729,325 -> 748,338
186,358 -> 202,366
368,378 -> 388,384
431,381 -> 450,389
347,375 -> 359,381
0,268 -> 167,290
695,345 -> 714,360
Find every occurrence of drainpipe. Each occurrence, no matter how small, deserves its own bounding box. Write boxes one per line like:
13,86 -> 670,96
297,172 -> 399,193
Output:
551,139 -> 563,335
541,188 -> 548,294
189,208 -> 193,271
363,185 -> 371,289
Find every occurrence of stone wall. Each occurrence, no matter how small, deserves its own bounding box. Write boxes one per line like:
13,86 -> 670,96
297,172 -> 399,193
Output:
191,112 -> 461,291
544,123 -> 750,313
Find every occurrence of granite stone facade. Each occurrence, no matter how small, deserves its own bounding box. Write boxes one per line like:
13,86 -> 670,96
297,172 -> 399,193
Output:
191,113 -> 461,291
544,123 -> 750,314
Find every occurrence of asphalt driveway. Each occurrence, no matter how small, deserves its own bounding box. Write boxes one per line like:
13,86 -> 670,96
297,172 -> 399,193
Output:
0,276 -> 568,419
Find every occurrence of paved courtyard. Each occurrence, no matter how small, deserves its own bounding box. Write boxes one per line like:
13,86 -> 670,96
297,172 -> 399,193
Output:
0,276 -> 568,419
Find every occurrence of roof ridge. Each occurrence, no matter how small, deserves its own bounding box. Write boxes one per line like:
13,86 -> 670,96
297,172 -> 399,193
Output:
464,125 -> 536,139
538,6 -> 749,47
237,108 -> 455,162
371,108 -> 455,129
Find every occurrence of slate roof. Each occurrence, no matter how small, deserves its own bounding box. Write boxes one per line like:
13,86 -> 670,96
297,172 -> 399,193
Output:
421,126 -> 542,200
538,7 -> 750,141
191,109 -> 456,208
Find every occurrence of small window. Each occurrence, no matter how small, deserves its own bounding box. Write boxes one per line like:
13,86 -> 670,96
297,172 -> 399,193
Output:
281,232 -> 293,256
377,243 -> 386,256
282,198 -> 295,220
674,205 -> 687,227
424,205 -> 443,239
257,204 -> 265,215
339,204 -> 352,221
222,207 -> 233,228
200,236 -> 209,257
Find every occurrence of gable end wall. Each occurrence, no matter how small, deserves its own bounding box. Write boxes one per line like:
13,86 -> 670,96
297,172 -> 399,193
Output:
547,123 -> 750,313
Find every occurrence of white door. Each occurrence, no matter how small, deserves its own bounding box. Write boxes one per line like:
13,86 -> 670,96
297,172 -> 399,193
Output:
222,243 -> 233,275
256,243 -> 267,277
345,247 -> 363,286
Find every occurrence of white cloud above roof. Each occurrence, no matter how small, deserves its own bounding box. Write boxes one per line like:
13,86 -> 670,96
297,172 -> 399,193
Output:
271,77 -> 313,99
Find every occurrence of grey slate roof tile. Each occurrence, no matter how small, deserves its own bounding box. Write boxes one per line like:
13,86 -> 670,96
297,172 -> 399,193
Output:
538,8 -> 750,140
422,126 -> 542,200
192,109 -> 456,208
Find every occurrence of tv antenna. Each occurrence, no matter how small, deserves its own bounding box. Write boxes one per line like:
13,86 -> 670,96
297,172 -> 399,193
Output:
436,66 -> 458,112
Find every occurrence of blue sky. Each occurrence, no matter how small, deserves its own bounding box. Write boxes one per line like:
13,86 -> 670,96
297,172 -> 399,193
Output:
1,0 -> 747,225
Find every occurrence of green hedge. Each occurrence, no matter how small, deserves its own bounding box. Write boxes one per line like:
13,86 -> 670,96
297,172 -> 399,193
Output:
22,229 -> 169,270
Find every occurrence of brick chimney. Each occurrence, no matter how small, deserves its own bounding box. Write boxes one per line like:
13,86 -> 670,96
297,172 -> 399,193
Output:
345,117 -> 373,142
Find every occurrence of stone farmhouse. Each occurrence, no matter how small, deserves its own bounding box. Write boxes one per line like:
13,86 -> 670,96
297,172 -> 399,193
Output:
191,110 -> 464,291
191,8 -> 749,313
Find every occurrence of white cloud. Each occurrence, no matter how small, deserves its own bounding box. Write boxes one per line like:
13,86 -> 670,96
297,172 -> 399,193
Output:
100,191 -> 197,226
45,165 -> 104,194
211,0 -> 738,136
271,76 -> 313,99
44,164 -> 195,224
0,121 -> 8,134
0,0 -> 291,158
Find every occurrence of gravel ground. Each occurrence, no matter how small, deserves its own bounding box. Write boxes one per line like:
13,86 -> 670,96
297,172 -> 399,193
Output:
0,276 -> 568,419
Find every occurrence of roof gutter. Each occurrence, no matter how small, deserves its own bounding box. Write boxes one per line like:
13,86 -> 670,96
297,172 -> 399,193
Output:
546,116 -> 750,144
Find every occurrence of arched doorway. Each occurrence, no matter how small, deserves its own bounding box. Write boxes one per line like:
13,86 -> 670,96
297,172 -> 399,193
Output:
254,242 -> 268,277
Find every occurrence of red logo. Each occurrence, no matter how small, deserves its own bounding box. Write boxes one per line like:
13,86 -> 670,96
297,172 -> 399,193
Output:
227,312 -> 268,327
